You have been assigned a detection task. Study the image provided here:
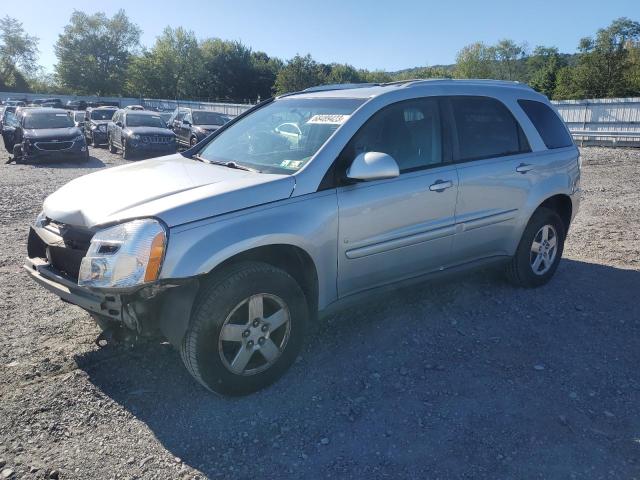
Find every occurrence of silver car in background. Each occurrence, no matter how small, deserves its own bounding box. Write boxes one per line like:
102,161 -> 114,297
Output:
25,80 -> 580,395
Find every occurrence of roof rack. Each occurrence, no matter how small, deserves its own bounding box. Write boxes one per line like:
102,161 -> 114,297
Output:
301,83 -> 380,93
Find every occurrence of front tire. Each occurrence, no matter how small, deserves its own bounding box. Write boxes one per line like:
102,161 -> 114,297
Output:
180,262 -> 308,396
190,136 -> 198,147
122,138 -> 132,160
506,207 -> 566,288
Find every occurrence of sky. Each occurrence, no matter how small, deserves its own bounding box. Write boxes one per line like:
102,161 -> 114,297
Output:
2,0 -> 639,73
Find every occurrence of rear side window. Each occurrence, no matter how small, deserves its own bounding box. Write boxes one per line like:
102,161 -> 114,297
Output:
518,100 -> 573,149
450,96 -> 529,161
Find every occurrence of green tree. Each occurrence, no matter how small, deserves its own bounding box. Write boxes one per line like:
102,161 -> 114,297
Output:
55,9 -> 140,96
325,63 -> 365,84
557,17 -> 640,98
0,15 -> 39,91
127,27 -> 201,99
274,54 -> 325,94
493,39 -> 527,80
527,46 -> 566,98
454,42 -> 496,79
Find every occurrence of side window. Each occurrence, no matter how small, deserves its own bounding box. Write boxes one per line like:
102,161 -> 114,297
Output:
175,111 -> 186,122
518,99 -> 573,149
450,96 -> 529,161
346,98 -> 443,173
184,112 -> 192,124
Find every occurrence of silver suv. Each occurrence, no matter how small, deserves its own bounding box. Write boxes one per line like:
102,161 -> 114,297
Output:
25,80 -> 580,395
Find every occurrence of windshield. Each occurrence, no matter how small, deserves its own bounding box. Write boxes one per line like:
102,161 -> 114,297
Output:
198,98 -> 364,174
24,112 -> 74,129
126,114 -> 166,128
91,109 -> 116,120
192,111 -> 225,126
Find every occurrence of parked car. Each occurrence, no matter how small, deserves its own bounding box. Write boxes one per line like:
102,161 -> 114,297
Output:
87,101 -> 120,108
4,100 -> 26,107
2,107 -> 88,163
124,105 -> 145,111
84,107 -> 118,146
72,111 -> 86,129
107,109 -> 177,159
24,80 -> 580,395
170,108 -> 229,147
159,111 -> 173,125
0,105 -> 17,130
67,100 -> 88,111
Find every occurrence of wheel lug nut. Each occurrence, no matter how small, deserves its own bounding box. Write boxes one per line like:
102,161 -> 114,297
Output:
252,319 -> 260,327
258,337 -> 265,345
247,340 -> 254,348
261,324 -> 269,332
242,329 -> 250,338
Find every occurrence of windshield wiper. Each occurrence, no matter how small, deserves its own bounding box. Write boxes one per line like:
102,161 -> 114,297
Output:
192,154 -> 259,172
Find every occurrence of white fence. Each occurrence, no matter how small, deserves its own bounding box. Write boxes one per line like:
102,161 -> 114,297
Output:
552,97 -> 640,147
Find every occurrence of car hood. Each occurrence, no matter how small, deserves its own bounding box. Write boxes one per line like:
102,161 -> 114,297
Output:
125,126 -> 174,136
24,127 -> 81,140
43,154 -> 295,228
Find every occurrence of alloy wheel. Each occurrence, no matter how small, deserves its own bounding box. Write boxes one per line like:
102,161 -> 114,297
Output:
530,224 -> 558,275
218,293 -> 291,376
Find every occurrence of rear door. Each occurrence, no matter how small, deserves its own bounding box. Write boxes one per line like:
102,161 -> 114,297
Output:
447,96 -> 536,263
336,97 -> 459,297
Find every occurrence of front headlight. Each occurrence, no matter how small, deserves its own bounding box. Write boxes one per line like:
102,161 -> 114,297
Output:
90,124 -> 98,130
129,133 -> 140,141
34,210 -> 47,228
78,219 -> 167,289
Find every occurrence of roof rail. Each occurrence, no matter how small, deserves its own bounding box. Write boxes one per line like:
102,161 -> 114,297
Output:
301,83 -> 380,93
398,78 -> 533,90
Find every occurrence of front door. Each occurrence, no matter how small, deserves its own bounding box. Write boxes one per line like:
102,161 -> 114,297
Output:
336,97 -> 459,297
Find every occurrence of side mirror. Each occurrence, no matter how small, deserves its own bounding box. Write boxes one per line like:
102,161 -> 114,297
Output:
182,119 -> 191,126
346,152 -> 399,182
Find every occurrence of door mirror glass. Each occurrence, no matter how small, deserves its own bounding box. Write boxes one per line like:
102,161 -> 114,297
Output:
346,152 -> 399,181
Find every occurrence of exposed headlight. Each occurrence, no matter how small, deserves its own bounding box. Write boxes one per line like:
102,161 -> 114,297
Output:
128,133 -> 140,140
90,124 -> 98,130
98,124 -> 107,131
34,210 -> 47,228
78,219 -> 167,289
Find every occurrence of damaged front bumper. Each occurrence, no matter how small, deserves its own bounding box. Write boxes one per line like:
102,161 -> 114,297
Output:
25,224 -> 199,346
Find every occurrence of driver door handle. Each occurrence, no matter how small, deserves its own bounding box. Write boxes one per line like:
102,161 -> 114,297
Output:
429,180 -> 454,192
516,163 -> 534,174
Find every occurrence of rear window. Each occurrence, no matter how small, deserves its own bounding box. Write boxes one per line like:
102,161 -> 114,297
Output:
518,100 -> 573,149
450,96 -> 530,161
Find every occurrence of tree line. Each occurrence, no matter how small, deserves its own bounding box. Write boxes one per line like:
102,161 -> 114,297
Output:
1,11 -> 639,102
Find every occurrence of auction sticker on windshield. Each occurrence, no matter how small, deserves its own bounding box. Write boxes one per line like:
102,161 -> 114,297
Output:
307,114 -> 350,125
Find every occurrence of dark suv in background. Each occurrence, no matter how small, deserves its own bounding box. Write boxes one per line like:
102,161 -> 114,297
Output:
84,107 -> 118,146
169,108 -> 229,147
2,108 -> 88,163
107,109 -> 177,159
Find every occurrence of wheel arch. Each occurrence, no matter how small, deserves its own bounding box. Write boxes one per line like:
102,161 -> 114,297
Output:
535,193 -> 573,234
207,244 -> 320,319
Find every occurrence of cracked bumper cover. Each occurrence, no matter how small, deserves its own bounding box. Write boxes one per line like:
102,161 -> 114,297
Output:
24,256 -> 199,346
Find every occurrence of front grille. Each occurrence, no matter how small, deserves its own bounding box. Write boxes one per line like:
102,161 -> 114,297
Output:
35,141 -> 73,151
28,222 -> 93,281
141,135 -> 172,144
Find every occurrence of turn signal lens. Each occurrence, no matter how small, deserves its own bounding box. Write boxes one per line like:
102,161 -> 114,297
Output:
144,231 -> 166,282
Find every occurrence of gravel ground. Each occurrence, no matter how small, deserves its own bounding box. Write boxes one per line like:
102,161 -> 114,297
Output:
0,145 -> 638,480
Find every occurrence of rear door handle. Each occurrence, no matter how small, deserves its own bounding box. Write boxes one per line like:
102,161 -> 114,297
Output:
429,180 -> 454,192
516,163 -> 534,174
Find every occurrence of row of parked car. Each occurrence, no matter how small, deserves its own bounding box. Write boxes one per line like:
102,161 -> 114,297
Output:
0,103 -> 231,163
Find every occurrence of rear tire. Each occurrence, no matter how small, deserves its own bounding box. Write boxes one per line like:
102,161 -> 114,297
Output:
506,207 -> 565,288
180,262 -> 308,396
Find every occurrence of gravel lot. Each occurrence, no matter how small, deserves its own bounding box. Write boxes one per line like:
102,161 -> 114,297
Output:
0,145 -> 638,479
